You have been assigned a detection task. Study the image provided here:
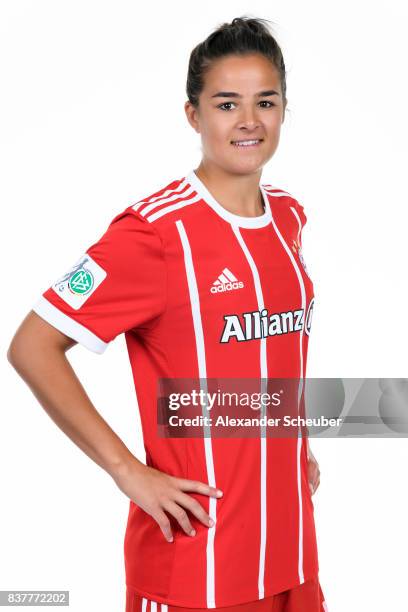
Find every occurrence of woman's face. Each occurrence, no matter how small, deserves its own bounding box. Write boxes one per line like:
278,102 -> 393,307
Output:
185,53 -> 286,176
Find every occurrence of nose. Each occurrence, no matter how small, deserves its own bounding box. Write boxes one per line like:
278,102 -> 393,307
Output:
236,105 -> 261,130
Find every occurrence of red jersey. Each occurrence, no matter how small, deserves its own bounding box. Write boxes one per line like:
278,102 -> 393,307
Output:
32,169 -> 318,608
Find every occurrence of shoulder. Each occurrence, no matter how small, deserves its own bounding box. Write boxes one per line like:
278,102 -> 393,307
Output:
262,182 -> 307,226
119,174 -> 200,230
104,174 -> 193,243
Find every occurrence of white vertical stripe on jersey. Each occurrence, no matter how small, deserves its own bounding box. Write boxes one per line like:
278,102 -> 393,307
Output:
176,219 -> 217,609
141,597 -> 147,611
161,604 -> 168,611
231,224 -> 269,601
150,601 -> 157,611
269,202 -> 308,585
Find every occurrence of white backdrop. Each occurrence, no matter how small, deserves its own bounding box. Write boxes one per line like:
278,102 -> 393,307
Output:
1,1 -> 407,610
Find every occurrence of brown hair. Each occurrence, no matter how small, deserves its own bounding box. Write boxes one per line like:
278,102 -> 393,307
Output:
186,16 -> 287,109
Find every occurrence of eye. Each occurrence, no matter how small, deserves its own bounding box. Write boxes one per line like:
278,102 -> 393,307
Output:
217,102 -> 236,111
217,100 -> 276,111
259,100 -> 276,108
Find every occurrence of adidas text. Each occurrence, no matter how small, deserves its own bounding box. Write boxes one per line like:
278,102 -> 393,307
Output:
211,281 -> 244,294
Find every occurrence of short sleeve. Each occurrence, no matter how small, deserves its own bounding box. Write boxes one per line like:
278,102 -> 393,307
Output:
32,208 -> 167,354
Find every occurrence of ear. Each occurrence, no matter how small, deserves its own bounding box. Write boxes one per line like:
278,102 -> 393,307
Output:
281,99 -> 287,124
184,100 -> 201,134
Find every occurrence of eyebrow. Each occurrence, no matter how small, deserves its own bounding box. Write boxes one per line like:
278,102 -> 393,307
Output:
210,89 -> 280,98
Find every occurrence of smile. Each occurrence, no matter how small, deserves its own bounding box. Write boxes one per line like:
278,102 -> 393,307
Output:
231,139 -> 263,147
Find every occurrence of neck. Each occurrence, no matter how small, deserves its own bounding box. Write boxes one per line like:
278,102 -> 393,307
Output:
194,161 -> 265,218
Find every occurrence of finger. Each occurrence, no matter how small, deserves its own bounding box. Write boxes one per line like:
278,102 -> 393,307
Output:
174,491 -> 214,528
309,476 -> 320,495
308,465 -> 319,483
175,478 -> 223,499
163,500 -> 196,537
154,509 -> 174,543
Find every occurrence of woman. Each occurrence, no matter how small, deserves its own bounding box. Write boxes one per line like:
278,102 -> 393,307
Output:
8,16 -> 326,612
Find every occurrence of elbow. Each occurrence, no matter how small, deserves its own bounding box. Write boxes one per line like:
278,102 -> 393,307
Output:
7,310 -> 73,374
7,333 -> 42,381
6,343 -> 13,365
7,336 -> 25,371
7,311 -> 44,372
7,323 -> 37,373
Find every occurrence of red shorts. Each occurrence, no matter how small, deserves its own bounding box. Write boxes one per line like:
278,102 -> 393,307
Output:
126,577 -> 328,611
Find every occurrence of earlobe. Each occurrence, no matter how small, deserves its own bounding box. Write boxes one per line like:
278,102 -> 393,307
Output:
186,116 -> 200,134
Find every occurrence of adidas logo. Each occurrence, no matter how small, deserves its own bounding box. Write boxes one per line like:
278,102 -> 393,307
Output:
211,268 -> 244,294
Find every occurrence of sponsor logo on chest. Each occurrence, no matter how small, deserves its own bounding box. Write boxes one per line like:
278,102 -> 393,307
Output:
220,298 -> 314,343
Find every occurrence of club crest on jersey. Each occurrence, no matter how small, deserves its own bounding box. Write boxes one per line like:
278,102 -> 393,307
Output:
51,254 -> 107,310
291,238 -> 310,278
211,267 -> 244,294
220,304 -> 313,343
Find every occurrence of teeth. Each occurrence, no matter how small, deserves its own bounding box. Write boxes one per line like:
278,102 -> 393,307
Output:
232,139 -> 260,146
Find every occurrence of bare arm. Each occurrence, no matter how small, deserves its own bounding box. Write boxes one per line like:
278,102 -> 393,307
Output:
7,310 -> 136,474
7,311 -> 223,541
